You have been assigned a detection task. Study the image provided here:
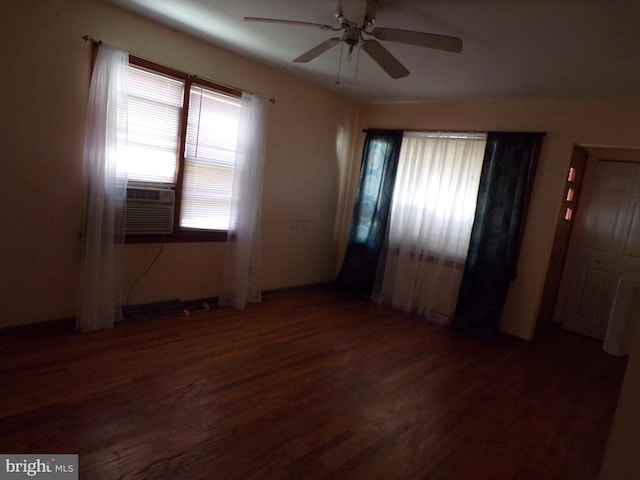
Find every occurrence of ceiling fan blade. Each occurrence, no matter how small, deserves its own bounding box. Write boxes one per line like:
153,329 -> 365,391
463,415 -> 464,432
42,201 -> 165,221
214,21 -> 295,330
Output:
361,40 -> 410,79
371,27 -> 463,53
244,17 -> 336,31
294,37 -> 342,63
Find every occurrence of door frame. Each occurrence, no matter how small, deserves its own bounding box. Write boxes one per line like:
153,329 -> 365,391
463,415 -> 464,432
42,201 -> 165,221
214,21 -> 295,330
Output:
535,146 -> 587,335
549,146 -> 640,333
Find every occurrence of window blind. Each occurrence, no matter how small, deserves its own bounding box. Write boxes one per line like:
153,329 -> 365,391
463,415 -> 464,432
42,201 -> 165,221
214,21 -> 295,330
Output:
181,86 -> 242,231
126,66 -> 184,185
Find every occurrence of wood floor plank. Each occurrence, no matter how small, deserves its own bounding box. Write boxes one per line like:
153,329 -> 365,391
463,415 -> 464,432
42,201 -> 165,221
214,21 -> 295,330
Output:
0,286 -> 627,479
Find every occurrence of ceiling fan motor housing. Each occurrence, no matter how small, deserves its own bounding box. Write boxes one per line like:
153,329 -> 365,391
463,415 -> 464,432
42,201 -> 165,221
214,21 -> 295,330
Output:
344,27 -> 362,46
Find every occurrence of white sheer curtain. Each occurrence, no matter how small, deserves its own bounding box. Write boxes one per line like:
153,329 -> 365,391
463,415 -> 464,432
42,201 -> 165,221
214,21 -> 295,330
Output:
77,45 -> 129,332
218,93 -> 267,309
373,131 -> 486,324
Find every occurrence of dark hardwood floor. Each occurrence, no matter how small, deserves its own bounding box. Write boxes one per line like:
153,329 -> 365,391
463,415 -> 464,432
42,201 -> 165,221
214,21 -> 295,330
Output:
0,286 -> 628,479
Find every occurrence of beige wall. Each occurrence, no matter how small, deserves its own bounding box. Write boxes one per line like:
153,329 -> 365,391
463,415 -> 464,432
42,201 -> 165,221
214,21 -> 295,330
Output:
354,99 -> 640,339
0,0 -> 359,327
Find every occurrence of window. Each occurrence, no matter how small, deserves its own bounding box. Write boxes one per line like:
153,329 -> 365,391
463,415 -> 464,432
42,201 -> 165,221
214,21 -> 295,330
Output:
182,86 -> 241,231
126,66 -> 183,185
563,165 -> 580,223
123,56 -> 243,241
387,131 -> 487,261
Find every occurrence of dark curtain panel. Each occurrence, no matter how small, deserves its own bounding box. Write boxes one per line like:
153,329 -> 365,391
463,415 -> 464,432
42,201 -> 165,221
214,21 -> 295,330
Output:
452,132 -> 544,342
336,129 -> 403,295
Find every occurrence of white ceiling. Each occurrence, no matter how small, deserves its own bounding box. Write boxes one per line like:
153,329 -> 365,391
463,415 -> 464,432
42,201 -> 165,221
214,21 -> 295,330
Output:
103,0 -> 640,102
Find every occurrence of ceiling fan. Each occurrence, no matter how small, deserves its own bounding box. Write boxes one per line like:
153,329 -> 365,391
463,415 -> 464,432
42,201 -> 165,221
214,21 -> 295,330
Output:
244,0 -> 462,79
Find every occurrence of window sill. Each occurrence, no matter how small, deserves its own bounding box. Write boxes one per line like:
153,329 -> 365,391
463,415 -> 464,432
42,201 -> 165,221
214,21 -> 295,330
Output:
390,246 -> 466,270
124,230 -> 228,244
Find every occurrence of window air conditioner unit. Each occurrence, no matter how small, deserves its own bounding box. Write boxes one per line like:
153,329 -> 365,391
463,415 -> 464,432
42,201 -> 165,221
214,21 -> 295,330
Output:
125,186 -> 175,235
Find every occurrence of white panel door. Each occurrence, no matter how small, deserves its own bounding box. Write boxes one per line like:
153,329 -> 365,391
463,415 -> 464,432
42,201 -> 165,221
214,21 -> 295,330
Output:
562,161 -> 640,339
615,182 -> 640,278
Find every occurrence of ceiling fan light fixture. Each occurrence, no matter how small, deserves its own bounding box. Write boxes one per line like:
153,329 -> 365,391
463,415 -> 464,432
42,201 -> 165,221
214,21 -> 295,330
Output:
345,44 -> 355,64
334,0 -> 369,27
363,0 -> 379,28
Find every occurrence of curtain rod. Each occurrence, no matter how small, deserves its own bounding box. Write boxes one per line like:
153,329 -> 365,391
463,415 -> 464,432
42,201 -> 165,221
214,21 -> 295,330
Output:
82,34 -> 276,104
363,128 -> 546,136
82,34 -> 101,45
363,128 -> 484,133
362,128 -> 485,135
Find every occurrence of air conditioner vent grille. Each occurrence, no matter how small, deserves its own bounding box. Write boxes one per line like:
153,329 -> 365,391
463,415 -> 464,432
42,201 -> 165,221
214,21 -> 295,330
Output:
125,187 -> 175,235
